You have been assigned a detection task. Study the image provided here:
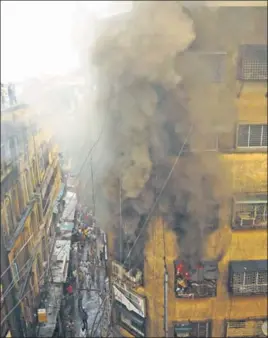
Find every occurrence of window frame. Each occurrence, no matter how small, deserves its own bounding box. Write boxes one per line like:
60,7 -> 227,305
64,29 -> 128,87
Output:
232,195 -> 267,230
237,44 -> 267,82
229,261 -> 267,296
236,124 -> 267,149
174,320 -> 212,338
225,318 -> 267,337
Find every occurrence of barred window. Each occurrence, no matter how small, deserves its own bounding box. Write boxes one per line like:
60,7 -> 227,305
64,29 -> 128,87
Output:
174,321 -> 212,338
226,319 -> 267,337
237,44 -> 267,81
230,261 -> 267,296
233,194 -> 267,229
237,124 -> 267,148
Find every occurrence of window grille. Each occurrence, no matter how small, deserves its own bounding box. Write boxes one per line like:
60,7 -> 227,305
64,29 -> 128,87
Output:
233,195 -> 267,229
226,319 -> 267,337
174,321 -> 212,338
237,44 -> 267,81
231,270 -> 267,295
237,124 -> 267,148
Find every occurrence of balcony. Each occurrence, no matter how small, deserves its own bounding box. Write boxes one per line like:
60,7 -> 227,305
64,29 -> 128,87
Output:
174,260 -> 219,298
228,260 -> 268,296
111,260 -> 143,288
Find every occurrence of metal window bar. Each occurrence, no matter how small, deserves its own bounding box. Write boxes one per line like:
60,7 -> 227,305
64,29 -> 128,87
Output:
232,271 -> 268,295
235,201 -> 268,228
237,124 -> 267,148
226,319 -> 266,337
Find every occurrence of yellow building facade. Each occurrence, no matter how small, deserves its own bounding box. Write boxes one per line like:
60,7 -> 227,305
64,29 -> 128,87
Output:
113,4 -> 267,338
1,104 -> 61,335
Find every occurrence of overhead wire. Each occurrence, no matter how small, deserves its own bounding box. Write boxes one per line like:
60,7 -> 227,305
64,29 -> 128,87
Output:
62,111 -> 107,221
0,268 -> 47,326
1,231 -> 64,305
123,125 -> 193,269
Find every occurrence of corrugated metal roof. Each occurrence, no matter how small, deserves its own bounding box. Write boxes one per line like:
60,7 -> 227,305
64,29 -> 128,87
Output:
237,44 -> 267,81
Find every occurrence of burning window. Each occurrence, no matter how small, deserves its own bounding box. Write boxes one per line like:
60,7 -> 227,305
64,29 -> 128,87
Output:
229,260 -> 268,296
174,321 -> 212,338
174,260 -> 218,298
232,194 -> 267,229
225,318 -> 267,337
237,44 -> 267,81
237,124 -> 267,148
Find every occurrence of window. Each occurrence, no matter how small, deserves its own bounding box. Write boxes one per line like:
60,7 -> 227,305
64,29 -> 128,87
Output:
174,321 -> 212,338
11,187 -> 20,220
184,51 -> 226,83
25,169 -> 33,199
17,179 -> 26,216
237,124 -> 267,148
11,261 -> 19,284
233,194 -> 267,229
174,260 -> 218,298
116,302 -> 146,337
199,52 -> 226,83
5,197 -> 16,235
229,260 -> 267,296
237,44 -> 267,81
226,319 -> 267,337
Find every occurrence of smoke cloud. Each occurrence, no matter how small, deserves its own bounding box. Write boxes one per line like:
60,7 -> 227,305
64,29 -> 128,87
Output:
24,1 -> 233,271
87,1 -> 235,271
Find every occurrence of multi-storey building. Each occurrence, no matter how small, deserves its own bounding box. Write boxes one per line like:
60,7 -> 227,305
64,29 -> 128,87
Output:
111,3 -> 267,338
1,104 -> 62,337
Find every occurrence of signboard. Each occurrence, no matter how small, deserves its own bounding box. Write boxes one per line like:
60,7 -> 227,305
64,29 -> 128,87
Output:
113,283 -> 146,318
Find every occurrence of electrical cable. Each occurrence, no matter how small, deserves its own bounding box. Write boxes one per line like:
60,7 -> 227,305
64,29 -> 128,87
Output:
61,111 -> 107,221
0,269 -> 47,326
123,125 -> 193,268
1,231 -> 65,305
0,234 -> 34,279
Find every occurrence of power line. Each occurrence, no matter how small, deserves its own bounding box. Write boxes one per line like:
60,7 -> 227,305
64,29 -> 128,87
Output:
62,111 -> 107,220
1,231 -> 63,305
0,268 -> 47,326
123,126 -> 193,268
0,234 -> 34,279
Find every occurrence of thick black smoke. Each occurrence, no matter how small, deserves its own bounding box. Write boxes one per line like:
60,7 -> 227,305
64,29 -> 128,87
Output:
86,1 -> 231,270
